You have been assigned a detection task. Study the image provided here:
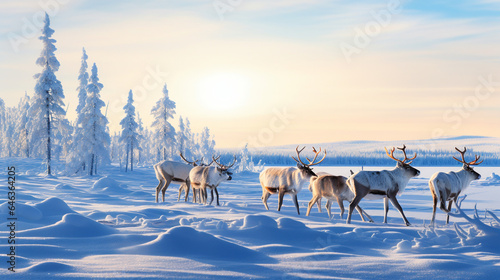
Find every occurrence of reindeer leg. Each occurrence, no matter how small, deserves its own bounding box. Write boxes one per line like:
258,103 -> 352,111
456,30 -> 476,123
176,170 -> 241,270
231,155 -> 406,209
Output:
355,205 -> 366,222
383,197 -> 389,223
431,193 -> 438,226
337,197 -> 344,220
277,187 -> 286,211
347,194 -> 363,224
388,195 -> 411,226
292,194 -> 300,215
262,191 -> 271,210
161,176 -> 172,203
306,195 -> 320,216
214,187 -> 220,206
359,206 -> 373,223
184,179 -> 190,202
177,184 -> 183,202
317,197 -> 322,213
209,188 -> 214,205
326,200 -> 332,219
155,178 -> 164,203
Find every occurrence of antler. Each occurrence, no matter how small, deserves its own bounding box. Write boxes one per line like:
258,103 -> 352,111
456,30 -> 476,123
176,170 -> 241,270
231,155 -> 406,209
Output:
397,145 -> 417,164
291,146 -> 307,166
212,155 -> 236,170
452,147 -> 483,166
305,147 -> 327,166
180,152 -> 197,165
385,145 -> 417,164
291,146 -> 326,167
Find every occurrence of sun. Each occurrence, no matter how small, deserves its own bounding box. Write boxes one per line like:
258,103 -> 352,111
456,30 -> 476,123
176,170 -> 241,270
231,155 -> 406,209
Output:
198,72 -> 249,111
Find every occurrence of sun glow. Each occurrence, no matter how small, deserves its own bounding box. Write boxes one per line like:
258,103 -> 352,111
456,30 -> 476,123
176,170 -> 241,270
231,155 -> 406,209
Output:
198,72 -> 249,111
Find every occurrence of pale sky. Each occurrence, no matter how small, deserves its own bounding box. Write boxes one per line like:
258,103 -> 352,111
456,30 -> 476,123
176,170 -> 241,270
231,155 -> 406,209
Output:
1,0 -> 500,148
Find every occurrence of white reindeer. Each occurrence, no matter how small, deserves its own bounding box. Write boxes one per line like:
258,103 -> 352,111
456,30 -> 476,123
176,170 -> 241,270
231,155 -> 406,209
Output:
307,173 -> 373,222
189,156 -> 236,206
154,153 -> 199,203
347,145 -> 420,226
429,147 -> 482,225
177,157 -> 214,202
260,146 -> 326,215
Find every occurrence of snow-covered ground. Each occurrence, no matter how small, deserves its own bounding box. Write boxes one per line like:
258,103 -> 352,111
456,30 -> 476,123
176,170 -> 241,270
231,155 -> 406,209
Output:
1,158 -> 500,279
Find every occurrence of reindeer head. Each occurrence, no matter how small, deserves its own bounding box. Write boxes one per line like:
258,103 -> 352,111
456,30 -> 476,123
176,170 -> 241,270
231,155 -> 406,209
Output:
291,146 -> 327,178
385,145 -> 420,177
212,155 -> 236,181
453,147 -> 482,180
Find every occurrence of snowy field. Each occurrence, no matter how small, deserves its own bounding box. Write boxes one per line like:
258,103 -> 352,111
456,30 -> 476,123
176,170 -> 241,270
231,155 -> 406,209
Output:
1,158 -> 500,279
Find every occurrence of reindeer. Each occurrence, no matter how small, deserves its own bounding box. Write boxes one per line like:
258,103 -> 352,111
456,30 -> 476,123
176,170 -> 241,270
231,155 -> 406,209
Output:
346,145 -> 420,226
177,157 -> 214,202
307,173 -> 373,222
154,153 -> 199,203
189,156 -> 236,206
429,147 -> 482,225
260,146 -> 326,215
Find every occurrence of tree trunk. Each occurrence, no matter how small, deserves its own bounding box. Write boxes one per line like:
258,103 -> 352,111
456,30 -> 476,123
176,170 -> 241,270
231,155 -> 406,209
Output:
46,94 -> 51,175
125,143 -> 129,172
90,154 -> 94,176
130,141 -> 134,172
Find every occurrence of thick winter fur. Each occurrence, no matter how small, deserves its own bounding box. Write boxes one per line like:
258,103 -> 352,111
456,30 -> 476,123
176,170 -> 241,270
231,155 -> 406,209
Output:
154,161 -> 194,203
429,164 -> 481,225
189,166 -> 231,206
307,175 -> 373,222
259,165 -> 316,215
346,162 -> 420,226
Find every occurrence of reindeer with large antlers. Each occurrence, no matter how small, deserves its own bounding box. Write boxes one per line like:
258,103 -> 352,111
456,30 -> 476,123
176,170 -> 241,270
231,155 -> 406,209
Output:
346,145 -> 420,226
189,155 -> 236,206
154,152 -> 201,203
429,147 -> 483,225
259,146 -> 326,215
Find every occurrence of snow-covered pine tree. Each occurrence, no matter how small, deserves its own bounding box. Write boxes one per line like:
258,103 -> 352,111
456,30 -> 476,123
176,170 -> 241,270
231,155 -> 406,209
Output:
15,93 -> 31,157
28,13 -> 66,175
197,126 -> 216,164
136,111 -> 147,165
176,116 -> 190,160
119,90 -> 140,172
66,48 -> 90,174
80,63 -> 110,175
151,84 -> 176,161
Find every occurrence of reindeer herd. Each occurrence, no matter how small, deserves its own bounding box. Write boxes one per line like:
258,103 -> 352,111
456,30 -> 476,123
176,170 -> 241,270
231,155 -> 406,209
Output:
153,145 -> 483,226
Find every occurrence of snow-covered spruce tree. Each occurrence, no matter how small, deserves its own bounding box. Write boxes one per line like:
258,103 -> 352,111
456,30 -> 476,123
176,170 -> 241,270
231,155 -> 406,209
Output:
197,126 -> 216,164
236,143 -> 264,173
176,116 -> 190,159
16,93 -> 31,157
66,48 -> 90,174
80,63 -> 110,175
136,111 -> 149,166
1,107 -> 16,157
119,90 -> 140,172
28,13 -> 66,175
151,84 -> 176,161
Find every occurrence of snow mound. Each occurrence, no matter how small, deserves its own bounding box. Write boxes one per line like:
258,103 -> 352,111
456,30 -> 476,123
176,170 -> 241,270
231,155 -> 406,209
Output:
22,213 -> 117,237
240,214 -> 278,229
91,176 -> 129,193
277,217 -> 308,229
121,226 -> 273,263
26,261 -> 76,273
0,202 -> 43,221
34,197 -> 75,217
53,183 -> 75,190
